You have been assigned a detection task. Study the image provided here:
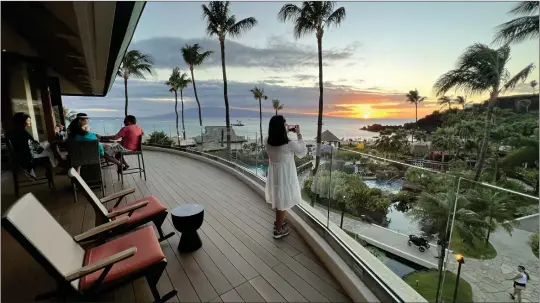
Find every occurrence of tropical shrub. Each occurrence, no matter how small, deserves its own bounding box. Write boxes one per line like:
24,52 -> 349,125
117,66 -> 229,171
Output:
147,131 -> 173,146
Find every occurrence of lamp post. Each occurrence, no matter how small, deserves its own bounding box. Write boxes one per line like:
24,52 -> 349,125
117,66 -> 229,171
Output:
452,254 -> 465,303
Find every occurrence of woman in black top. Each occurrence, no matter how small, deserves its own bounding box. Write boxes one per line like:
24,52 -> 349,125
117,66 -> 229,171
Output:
6,113 -> 39,177
6,112 -> 58,179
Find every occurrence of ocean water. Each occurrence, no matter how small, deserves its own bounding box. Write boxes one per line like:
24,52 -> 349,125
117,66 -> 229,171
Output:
88,116 -> 413,141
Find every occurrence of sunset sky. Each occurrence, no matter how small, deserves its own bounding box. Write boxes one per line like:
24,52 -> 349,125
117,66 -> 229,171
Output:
64,1 -> 539,120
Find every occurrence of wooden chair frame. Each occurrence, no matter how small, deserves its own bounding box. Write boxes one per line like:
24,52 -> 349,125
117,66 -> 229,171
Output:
68,168 -> 174,242
1,194 -> 177,303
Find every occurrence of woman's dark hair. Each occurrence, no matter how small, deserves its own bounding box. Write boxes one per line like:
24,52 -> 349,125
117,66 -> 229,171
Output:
67,118 -> 88,138
125,115 -> 137,124
13,112 -> 30,129
267,115 -> 289,146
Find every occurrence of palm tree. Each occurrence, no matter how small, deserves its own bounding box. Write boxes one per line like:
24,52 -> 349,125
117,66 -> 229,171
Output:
466,188 -> 516,246
405,89 -> 426,143
493,1 -> 539,45
455,96 -> 467,109
117,50 -> 154,116
202,1 -> 257,156
437,96 -> 453,110
166,68 -> 191,145
530,80 -> 538,94
405,89 -> 426,124
433,43 -> 535,181
272,98 -> 284,115
181,44 -> 213,145
250,86 -> 268,147
409,190 -> 486,280
278,1 -> 346,175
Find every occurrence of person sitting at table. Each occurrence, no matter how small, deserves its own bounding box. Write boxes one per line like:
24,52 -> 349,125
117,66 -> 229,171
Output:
67,113 -> 125,173
101,115 -> 144,169
6,112 -> 59,180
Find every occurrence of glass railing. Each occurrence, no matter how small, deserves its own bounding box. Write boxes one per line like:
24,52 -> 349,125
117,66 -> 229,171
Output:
303,144 -> 539,303
138,123 -> 538,303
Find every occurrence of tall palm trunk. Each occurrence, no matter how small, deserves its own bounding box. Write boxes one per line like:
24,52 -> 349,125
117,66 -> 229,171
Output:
275,109 -> 278,115
258,98 -> 263,147
174,91 -> 180,146
180,89 -> 186,140
413,102 -> 418,143
124,77 -> 129,116
313,34 -> 324,175
190,67 -> 204,145
475,90 -> 499,181
219,38 -> 231,156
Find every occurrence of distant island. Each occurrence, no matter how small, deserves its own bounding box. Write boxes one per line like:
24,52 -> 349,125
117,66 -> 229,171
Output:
361,123 -> 415,132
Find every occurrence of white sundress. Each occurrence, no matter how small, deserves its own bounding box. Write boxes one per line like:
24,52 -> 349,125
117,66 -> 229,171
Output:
265,137 -> 308,210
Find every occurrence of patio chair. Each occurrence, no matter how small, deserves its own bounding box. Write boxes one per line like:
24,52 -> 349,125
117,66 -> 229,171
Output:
118,135 -> 146,184
1,193 -> 177,302
5,138 -> 55,198
67,140 -> 105,198
68,168 -> 174,242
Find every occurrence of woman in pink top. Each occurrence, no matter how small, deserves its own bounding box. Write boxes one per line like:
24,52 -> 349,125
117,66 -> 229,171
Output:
101,115 -> 144,170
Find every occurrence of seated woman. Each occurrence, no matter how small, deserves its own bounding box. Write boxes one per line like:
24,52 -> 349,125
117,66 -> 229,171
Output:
67,114 -> 125,172
101,115 -> 144,169
6,112 -> 59,180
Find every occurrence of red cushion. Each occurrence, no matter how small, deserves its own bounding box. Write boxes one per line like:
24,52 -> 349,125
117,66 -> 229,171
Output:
79,226 -> 165,290
110,196 -> 166,224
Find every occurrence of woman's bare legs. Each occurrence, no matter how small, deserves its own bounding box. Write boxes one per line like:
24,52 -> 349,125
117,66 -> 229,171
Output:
516,289 -> 522,303
275,210 -> 287,232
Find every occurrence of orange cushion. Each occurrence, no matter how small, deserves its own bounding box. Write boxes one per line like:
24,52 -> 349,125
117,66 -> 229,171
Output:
79,226 -> 165,290
110,196 -> 167,224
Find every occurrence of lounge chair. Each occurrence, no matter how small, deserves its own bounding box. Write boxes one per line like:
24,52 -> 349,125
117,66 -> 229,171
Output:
68,168 -> 174,242
1,193 -> 177,302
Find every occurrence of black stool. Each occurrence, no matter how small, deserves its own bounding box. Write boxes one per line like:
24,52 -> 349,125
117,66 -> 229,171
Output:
171,204 -> 204,253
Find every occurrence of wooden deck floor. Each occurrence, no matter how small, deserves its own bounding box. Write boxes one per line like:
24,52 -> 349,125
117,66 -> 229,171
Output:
1,150 -> 350,302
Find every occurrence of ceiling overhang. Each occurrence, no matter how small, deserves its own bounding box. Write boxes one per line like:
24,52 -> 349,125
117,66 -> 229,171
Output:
1,1 -> 145,97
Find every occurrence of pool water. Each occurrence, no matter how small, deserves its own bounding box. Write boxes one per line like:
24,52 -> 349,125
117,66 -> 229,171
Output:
364,179 -> 403,194
246,164 -> 268,178
364,180 -> 423,235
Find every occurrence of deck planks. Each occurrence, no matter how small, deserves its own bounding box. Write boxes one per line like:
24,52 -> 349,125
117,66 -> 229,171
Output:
1,150 -> 350,302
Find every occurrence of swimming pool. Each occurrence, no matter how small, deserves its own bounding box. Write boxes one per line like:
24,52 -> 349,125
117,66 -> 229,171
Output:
364,179 -> 423,235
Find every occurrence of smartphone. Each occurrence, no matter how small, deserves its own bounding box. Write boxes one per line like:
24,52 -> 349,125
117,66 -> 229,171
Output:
288,127 -> 296,133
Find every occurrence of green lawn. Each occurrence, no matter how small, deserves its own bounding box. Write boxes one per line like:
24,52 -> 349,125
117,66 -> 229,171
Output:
450,231 -> 497,260
404,270 -> 472,303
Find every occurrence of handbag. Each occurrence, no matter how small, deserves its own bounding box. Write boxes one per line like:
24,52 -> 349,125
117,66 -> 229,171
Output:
28,139 -> 44,155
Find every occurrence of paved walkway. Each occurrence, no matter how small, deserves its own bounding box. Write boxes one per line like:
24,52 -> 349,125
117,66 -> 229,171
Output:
314,206 -> 440,269
313,206 -> 539,302
445,227 -> 539,303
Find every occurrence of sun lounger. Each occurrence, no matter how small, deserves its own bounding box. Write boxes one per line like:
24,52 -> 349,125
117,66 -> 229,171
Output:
68,168 -> 174,242
1,193 -> 177,302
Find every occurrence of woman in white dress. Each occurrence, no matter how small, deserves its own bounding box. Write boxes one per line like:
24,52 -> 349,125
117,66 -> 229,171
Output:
265,115 -> 307,239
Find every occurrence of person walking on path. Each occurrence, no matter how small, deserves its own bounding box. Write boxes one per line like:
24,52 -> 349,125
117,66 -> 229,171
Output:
508,265 -> 529,302
265,115 -> 307,239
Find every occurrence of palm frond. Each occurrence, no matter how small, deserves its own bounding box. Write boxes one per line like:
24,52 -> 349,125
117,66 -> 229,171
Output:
503,63 -> 536,92
509,1 -> 539,15
277,3 -> 302,22
493,15 -> 539,45
228,17 -> 258,38
325,6 -> 346,28
202,3 -> 221,37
